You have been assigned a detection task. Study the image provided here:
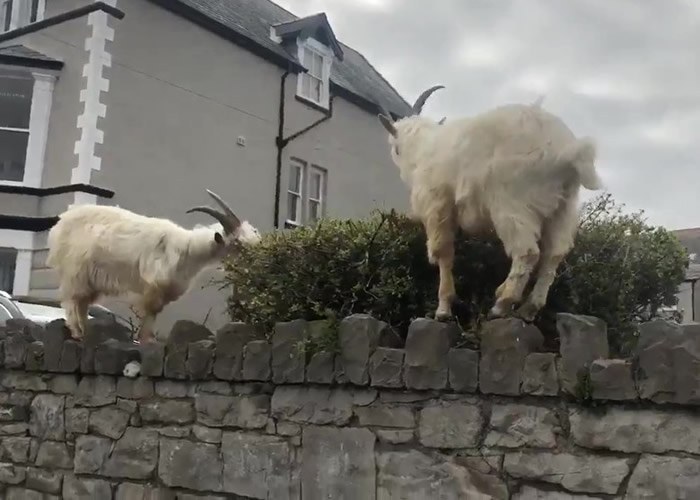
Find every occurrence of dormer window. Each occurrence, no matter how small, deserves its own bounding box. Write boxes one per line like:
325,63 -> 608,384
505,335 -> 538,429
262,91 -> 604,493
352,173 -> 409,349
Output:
296,37 -> 332,109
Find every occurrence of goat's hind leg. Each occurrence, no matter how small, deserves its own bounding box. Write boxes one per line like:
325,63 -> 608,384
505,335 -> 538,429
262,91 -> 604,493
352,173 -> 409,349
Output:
489,214 -> 541,319
516,200 -> 578,322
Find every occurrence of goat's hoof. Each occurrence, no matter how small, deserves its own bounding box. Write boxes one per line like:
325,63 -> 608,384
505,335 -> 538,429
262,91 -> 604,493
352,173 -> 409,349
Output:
514,303 -> 540,323
488,303 -> 512,320
435,310 -> 453,322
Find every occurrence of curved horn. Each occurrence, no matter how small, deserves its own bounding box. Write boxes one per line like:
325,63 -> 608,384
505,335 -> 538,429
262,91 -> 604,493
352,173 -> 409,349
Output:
205,190 -> 241,227
378,114 -> 397,137
438,117 -> 446,125
412,85 -> 444,115
186,206 -> 234,234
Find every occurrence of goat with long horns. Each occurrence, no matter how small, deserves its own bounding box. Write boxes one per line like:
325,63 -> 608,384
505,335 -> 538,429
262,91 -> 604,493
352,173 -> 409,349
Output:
46,189 -> 261,343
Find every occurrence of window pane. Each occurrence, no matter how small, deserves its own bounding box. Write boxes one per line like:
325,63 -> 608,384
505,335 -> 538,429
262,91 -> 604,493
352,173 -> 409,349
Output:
310,172 -> 322,199
1,0 -> 12,31
287,193 -> 299,222
0,74 -> 33,129
30,0 -> 39,22
0,129 -> 28,181
312,53 -> 323,77
309,200 -> 319,222
301,74 -> 311,98
302,47 -> 312,68
288,164 -> 301,192
311,78 -> 322,102
0,247 -> 17,294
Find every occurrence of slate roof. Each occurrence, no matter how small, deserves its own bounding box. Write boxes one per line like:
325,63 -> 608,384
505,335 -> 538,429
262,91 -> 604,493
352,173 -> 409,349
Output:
0,44 -> 63,69
168,0 -> 412,117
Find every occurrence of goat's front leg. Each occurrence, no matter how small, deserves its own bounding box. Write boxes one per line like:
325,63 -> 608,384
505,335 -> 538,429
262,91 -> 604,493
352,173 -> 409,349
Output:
136,287 -> 166,343
424,209 -> 457,321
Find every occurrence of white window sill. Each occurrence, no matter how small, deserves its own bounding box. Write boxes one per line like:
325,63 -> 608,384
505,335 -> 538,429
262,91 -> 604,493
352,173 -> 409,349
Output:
295,93 -> 330,112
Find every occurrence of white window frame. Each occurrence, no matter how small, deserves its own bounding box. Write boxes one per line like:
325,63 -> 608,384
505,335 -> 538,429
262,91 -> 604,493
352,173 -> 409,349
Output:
286,159 -> 305,227
0,229 -> 34,296
0,68 -> 56,188
296,37 -> 333,109
1,0 -> 44,33
307,165 -> 326,224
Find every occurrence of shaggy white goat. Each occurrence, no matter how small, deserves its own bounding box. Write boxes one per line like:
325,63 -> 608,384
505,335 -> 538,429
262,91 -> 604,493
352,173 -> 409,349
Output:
378,86 -> 602,322
46,190 -> 261,343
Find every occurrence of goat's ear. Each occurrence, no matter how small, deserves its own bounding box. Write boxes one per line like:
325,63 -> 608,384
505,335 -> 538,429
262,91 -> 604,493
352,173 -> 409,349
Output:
214,232 -> 224,245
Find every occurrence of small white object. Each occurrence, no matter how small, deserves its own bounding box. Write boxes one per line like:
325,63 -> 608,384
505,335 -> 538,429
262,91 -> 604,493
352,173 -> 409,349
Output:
236,136 -> 246,146
123,361 -> 141,378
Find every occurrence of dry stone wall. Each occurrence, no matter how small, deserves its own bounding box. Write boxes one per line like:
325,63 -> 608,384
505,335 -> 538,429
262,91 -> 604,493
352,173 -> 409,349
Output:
0,313 -> 699,499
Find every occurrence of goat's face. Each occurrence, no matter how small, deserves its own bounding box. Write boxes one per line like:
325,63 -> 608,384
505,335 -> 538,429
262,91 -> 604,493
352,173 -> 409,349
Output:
213,220 -> 262,254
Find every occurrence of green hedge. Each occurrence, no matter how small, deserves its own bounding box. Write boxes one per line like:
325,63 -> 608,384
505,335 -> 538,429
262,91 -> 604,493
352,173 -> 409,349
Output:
221,193 -> 688,356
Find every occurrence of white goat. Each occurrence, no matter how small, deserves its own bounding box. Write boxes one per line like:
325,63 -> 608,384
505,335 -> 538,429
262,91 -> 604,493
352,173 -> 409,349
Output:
46,190 -> 261,342
378,86 -> 602,322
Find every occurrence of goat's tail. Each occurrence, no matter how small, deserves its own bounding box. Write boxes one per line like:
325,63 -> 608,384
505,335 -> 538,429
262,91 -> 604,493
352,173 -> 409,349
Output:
557,137 -> 602,190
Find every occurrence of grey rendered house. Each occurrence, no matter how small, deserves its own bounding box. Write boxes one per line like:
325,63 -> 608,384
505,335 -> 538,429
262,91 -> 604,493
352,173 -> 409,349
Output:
0,0 -> 412,334
671,227 -> 700,323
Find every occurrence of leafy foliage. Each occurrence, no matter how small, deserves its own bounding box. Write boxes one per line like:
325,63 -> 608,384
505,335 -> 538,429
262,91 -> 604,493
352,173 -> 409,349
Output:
221,193 -> 688,356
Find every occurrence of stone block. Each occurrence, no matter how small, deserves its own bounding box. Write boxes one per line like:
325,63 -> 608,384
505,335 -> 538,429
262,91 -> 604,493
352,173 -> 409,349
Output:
74,375 -> 116,407
521,353 -> 559,396
94,339 -> 141,375
49,374 -> 79,394
0,462 -> 26,484
4,330 -> 30,369
41,320 -> 69,371
589,359 -> 637,400
197,380 -> 232,395
62,475 -> 112,499
370,348 -> 404,388
139,342 -> 165,377
66,408 -> 89,435
1,372 -> 47,391
25,467 -> 62,494
186,339 -> 215,379
338,314 -> 396,385
74,435 -> 112,474
418,401 -> 483,448
569,407 -> 700,454
403,318 -> 460,390
271,386 -> 353,425
1,436 -> 31,462
155,380 -> 190,398
513,486 -> 601,499
221,432 -> 294,498
101,427 -> 159,479
448,348 -> 479,393
377,450 -> 508,500
29,394 -> 65,440
504,451 -> 630,495
355,403 -> 415,428
242,340 -> 271,381
626,454 -> 700,499
24,341 -> 43,371
80,317 -> 133,373
193,424 -> 223,444
158,437 -> 222,491
480,318 -> 544,395
556,313 -> 609,394
164,321 -> 213,380
89,406 -> 131,439
484,404 -> 558,448
194,394 -> 269,429
140,400 -> 195,425
35,441 -> 73,469
302,426 -> 375,500
271,319 -> 308,383
214,322 -> 258,380
375,429 -> 414,444
306,350 -> 334,384
634,319 -> 700,404
116,483 -> 174,500
117,377 -> 154,399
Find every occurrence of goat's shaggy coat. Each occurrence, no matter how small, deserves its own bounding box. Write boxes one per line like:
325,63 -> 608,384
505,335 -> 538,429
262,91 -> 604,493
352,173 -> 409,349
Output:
47,191 -> 261,342
379,88 -> 602,321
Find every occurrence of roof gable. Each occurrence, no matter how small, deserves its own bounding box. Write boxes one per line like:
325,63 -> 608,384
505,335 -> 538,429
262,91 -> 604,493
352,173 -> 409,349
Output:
273,13 -> 343,60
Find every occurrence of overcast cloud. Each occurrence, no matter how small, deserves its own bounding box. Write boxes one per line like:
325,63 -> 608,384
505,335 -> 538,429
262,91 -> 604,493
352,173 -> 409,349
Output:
274,0 -> 700,230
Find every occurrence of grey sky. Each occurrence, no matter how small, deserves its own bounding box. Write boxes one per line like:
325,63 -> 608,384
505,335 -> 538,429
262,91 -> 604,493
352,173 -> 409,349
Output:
275,0 -> 700,230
